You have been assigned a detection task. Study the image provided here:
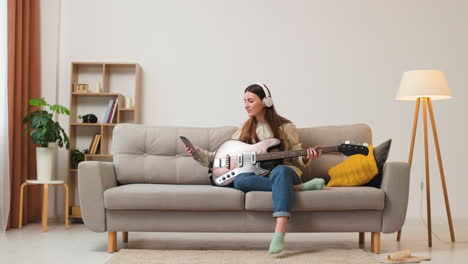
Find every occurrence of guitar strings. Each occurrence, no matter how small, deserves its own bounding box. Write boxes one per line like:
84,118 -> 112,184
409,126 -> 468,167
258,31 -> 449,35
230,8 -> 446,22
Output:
221,146 -> 346,163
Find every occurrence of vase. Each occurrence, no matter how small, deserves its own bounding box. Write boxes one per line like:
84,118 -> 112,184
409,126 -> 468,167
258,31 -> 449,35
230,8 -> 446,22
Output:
36,146 -> 54,181
125,96 -> 132,108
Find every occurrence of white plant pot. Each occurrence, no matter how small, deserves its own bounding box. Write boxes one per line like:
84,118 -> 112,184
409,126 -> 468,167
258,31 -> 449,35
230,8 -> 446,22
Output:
36,146 -> 54,181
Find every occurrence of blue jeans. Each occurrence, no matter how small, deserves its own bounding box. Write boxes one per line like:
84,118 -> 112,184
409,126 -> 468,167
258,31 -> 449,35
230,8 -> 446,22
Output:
233,165 -> 302,218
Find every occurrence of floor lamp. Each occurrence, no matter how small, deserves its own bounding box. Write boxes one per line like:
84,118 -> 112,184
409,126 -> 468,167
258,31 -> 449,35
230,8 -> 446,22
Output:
395,69 -> 455,247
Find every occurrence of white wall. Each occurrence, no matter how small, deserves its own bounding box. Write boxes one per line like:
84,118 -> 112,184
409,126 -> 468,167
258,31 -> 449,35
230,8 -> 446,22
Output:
41,0 -> 468,222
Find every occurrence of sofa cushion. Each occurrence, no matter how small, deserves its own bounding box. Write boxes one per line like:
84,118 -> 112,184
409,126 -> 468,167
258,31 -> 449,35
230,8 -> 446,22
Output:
327,145 -> 378,187
365,139 -> 392,188
104,184 -> 245,210
245,186 -> 385,211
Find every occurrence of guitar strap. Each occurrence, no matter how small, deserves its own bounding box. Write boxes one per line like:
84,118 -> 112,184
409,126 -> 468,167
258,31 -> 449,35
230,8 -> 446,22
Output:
208,161 -> 216,186
279,139 -> 285,152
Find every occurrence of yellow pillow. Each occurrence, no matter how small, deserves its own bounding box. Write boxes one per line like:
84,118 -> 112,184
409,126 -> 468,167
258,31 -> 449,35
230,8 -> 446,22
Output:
327,145 -> 378,187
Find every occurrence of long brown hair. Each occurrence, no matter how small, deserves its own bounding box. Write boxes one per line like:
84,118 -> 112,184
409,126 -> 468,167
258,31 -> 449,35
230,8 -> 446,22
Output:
239,84 -> 291,144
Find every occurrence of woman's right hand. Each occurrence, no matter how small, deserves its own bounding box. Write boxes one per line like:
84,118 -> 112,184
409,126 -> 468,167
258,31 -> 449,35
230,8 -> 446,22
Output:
185,145 -> 200,157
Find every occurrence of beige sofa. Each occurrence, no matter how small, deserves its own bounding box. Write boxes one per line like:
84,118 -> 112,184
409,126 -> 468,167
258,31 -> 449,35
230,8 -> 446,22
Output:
78,123 -> 410,253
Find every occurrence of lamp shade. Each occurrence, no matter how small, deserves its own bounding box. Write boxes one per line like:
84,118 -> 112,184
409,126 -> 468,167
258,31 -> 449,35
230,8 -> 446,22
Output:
396,70 -> 452,101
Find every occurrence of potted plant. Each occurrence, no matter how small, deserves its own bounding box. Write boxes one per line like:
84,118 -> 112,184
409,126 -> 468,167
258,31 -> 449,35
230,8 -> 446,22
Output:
22,98 -> 70,181
70,148 -> 88,169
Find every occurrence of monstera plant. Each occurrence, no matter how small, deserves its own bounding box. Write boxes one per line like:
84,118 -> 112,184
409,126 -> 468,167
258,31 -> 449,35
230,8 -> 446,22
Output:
22,98 -> 70,181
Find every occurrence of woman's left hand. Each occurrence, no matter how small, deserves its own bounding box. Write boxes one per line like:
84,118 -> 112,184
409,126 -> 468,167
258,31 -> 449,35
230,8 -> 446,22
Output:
303,145 -> 322,162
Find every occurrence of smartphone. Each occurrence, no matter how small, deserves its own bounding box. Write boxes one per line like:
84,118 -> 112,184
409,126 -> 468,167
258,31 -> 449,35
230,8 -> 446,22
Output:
180,136 -> 203,162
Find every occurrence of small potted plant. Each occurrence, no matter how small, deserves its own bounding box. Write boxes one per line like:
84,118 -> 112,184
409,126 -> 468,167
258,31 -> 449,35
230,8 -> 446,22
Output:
22,98 -> 70,181
70,148 -> 88,169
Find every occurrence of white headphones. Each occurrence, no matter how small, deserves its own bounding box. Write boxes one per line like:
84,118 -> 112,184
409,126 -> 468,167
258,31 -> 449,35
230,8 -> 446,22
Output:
256,83 -> 274,107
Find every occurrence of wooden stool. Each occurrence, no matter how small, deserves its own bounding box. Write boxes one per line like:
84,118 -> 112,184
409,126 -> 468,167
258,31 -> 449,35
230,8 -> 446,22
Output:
19,180 -> 69,232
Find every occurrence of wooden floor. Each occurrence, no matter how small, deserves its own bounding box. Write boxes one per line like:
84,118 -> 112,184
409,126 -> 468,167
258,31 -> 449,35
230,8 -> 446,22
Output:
1,218 -> 467,263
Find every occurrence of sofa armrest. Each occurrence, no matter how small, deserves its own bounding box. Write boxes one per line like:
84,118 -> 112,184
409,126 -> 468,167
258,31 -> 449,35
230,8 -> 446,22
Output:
380,161 -> 410,233
78,161 -> 117,232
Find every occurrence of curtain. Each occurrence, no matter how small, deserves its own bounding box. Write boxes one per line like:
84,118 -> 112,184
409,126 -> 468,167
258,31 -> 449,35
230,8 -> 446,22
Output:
0,0 -> 9,233
6,0 -> 42,230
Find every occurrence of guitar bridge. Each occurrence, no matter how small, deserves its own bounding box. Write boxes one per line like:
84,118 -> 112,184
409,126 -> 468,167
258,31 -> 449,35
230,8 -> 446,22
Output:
213,158 -> 227,168
214,155 -> 231,169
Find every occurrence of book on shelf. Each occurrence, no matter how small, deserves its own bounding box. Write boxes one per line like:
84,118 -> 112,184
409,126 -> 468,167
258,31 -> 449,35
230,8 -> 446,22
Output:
93,135 -> 102,154
102,99 -> 115,124
107,100 -> 118,123
94,135 -> 102,154
89,134 -> 101,155
89,135 -> 97,155
88,134 -> 97,154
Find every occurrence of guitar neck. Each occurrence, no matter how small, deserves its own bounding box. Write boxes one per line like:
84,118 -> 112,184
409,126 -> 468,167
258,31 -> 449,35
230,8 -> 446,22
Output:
256,146 -> 339,161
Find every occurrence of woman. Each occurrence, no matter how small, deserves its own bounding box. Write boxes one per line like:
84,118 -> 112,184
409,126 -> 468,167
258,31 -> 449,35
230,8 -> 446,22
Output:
185,83 -> 325,254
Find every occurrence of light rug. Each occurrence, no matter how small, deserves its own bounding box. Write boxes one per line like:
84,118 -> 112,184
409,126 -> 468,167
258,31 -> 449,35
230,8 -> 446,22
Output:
106,248 -> 380,264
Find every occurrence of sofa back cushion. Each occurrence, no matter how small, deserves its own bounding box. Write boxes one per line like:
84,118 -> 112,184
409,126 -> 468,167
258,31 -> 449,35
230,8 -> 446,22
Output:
113,124 -> 237,184
113,123 -> 372,184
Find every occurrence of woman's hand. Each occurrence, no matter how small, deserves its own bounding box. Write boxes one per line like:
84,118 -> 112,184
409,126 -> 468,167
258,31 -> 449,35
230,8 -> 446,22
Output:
303,145 -> 322,163
185,144 -> 200,157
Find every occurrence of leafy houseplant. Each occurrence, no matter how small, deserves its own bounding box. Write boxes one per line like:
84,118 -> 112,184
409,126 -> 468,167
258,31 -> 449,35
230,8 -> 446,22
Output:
71,148 -> 88,169
22,98 -> 70,181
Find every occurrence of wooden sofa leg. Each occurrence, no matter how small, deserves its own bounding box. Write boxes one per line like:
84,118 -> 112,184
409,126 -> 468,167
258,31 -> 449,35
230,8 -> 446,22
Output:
359,232 -> 365,248
108,232 -> 117,253
122,232 -> 128,243
371,232 -> 381,253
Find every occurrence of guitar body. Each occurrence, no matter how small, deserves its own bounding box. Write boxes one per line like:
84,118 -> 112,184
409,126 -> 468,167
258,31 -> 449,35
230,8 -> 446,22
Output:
211,138 -> 282,186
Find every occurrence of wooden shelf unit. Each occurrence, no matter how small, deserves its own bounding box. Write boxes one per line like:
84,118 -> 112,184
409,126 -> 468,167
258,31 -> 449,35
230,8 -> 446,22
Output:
67,62 -> 142,219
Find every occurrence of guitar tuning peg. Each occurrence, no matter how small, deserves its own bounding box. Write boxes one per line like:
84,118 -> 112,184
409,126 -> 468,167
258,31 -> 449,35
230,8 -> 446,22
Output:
363,143 -> 368,147
345,140 -> 350,144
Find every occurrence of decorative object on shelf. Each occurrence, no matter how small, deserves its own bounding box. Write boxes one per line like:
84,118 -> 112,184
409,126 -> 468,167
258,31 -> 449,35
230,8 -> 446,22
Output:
22,98 -> 70,181
94,82 -> 102,93
395,69 -> 455,247
79,113 -> 98,123
125,96 -> 133,108
70,148 -> 88,169
73,83 -> 88,93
